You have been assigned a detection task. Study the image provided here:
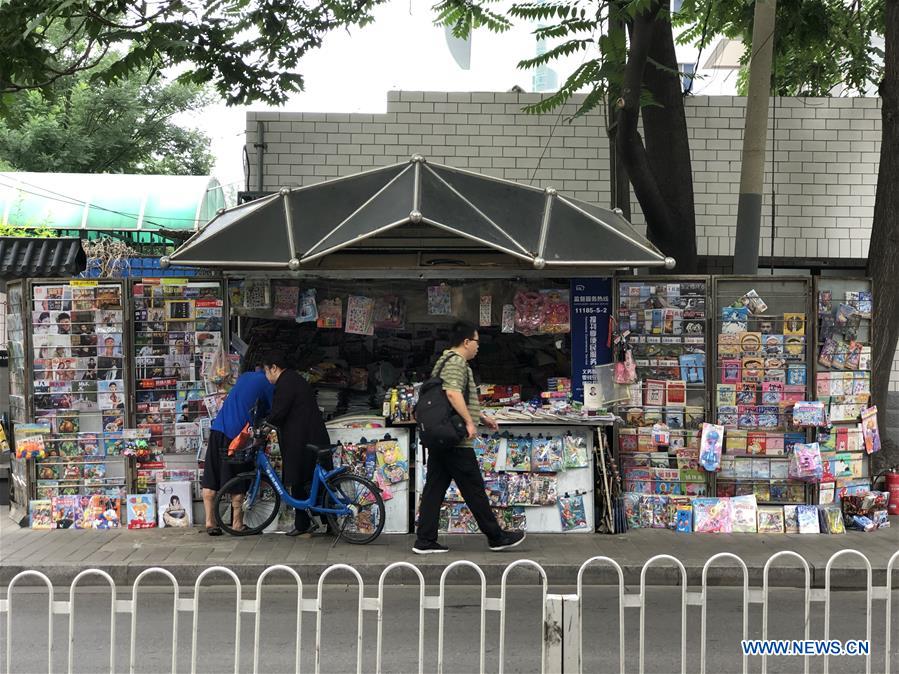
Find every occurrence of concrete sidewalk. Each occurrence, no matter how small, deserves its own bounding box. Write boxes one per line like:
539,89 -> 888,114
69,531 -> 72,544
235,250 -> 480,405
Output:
2,508 -> 896,588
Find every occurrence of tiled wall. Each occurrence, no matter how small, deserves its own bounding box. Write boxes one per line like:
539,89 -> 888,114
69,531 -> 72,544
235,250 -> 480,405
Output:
246,91 -> 895,390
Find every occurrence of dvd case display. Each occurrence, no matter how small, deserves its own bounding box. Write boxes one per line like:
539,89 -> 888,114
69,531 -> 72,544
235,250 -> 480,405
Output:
614,278 -> 710,499
712,278 -> 812,505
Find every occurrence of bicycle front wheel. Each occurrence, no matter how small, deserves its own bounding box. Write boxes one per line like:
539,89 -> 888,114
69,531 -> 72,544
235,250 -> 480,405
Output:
214,472 -> 281,536
323,474 -> 386,544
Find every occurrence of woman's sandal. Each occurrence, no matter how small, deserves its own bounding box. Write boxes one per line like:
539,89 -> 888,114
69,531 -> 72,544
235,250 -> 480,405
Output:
206,526 -> 223,536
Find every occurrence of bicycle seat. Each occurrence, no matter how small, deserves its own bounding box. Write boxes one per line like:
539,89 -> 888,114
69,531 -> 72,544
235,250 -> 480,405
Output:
307,443 -> 334,458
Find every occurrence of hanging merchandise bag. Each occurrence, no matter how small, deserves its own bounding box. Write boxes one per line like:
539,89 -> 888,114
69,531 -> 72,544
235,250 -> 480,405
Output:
614,339 -> 637,385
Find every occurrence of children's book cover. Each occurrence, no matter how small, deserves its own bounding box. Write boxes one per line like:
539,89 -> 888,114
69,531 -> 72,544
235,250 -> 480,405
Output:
757,506 -> 785,533
797,505 -> 820,534
716,384 -> 736,407
721,306 -> 750,333
51,495 -> 81,529
30,499 -> 53,529
730,495 -> 758,533
126,494 -> 157,529
678,354 -> 705,384
85,495 -> 121,529
783,505 -> 800,533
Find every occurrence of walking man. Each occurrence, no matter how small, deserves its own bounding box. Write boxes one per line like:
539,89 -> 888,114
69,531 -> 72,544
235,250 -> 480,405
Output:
414,321 -> 526,554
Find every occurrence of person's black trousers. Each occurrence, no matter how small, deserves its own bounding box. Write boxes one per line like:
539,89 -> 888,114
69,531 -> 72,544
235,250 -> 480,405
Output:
291,482 -> 312,532
416,445 -> 503,542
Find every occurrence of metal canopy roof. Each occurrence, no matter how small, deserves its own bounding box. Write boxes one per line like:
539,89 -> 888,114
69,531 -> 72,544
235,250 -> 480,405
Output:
0,172 -> 225,232
166,157 -> 674,270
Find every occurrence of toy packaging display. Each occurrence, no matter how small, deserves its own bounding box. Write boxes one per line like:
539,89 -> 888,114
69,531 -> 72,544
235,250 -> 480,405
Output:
788,443 -> 823,482
840,490 -> 891,531
818,505 -> 846,534
557,492 -> 588,531
432,431 -> 591,533
699,423 -> 724,472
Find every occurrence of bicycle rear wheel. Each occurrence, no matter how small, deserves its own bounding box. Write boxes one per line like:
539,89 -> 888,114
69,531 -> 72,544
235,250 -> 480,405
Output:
214,472 -> 281,536
322,474 -> 386,544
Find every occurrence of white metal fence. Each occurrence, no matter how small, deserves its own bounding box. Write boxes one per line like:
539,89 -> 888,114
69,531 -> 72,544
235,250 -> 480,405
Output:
1,549 -> 897,674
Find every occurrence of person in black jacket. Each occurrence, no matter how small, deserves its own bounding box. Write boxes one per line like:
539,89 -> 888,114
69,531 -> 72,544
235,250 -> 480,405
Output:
263,352 -> 332,537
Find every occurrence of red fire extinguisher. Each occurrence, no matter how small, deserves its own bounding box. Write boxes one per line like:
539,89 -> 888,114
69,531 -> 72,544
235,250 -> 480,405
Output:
886,468 -> 899,517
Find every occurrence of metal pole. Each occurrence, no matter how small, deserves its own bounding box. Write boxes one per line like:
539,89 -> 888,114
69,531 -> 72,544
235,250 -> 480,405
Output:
733,0 -> 777,274
254,121 -> 267,193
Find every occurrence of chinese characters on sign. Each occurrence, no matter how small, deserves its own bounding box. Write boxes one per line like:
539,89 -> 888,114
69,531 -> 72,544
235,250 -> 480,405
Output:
569,278 -> 612,402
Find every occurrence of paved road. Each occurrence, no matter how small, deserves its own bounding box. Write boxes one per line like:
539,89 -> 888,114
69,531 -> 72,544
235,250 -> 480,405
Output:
2,584 -> 894,673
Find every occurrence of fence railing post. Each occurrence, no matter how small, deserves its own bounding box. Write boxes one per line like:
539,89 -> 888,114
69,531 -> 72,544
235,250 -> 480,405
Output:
543,594 -> 564,674
561,594 -> 580,674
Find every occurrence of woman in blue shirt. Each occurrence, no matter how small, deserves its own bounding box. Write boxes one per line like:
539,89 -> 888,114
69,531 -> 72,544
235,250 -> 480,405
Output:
200,368 -> 274,535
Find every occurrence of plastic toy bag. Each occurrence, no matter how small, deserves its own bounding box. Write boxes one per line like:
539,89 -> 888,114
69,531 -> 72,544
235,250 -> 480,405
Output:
789,442 -> 823,482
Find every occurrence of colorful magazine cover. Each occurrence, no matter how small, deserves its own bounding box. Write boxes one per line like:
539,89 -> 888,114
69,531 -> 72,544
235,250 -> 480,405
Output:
860,406 -> 881,454
505,436 -> 532,472
156,481 -> 193,528
692,497 -> 732,533
85,495 -> 121,529
783,505 -> 800,533
126,494 -> 157,529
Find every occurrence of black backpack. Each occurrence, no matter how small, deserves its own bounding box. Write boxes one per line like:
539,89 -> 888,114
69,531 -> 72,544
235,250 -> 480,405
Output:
414,353 -> 471,451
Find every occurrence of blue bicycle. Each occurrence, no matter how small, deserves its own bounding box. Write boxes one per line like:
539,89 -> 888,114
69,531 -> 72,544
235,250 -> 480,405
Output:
213,425 -> 386,544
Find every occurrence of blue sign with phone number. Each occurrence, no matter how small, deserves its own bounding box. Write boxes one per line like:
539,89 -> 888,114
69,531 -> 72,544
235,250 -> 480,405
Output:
569,278 -> 612,403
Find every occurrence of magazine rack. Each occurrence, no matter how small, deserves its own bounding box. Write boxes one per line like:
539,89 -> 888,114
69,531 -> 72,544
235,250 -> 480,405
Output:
612,275 -> 712,500
710,276 -> 814,505
811,276 -> 874,504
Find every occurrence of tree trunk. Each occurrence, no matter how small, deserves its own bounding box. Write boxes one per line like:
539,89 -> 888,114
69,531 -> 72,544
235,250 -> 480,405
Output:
616,0 -> 697,273
641,1 -> 698,273
607,4 -> 631,220
868,0 -> 899,473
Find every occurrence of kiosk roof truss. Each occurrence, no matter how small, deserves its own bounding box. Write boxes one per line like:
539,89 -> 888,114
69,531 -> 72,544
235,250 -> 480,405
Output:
166,156 -> 675,271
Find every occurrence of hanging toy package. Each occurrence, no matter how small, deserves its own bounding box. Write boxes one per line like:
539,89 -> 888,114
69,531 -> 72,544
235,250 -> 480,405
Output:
614,336 -> 637,385
513,290 -> 546,336
699,422 -> 725,472
788,442 -> 823,482
557,492 -> 588,531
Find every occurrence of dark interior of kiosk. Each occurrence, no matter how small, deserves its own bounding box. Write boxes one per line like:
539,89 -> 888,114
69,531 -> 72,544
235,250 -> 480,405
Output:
233,277 -> 574,418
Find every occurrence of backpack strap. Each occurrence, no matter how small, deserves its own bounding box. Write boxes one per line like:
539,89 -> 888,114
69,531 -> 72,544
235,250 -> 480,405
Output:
434,352 -> 471,403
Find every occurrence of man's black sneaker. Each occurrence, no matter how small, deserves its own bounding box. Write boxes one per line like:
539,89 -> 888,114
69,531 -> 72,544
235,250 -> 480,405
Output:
412,540 -> 449,554
488,531 -> 526,551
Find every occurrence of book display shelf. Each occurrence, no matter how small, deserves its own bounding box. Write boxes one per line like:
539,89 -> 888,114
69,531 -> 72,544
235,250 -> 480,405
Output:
812,276 -> 874,505
614,277 -> 710,500
711,277 -> 813,505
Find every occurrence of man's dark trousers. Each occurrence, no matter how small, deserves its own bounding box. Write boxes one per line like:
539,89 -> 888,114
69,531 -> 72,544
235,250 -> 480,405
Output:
416,445 -> 503,542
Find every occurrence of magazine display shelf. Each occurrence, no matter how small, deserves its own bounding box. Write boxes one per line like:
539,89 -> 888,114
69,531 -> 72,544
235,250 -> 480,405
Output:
613,276 -> 711,501
710,276 -> 813,505
811,276 -> 874,505
128,278 -> 229,500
